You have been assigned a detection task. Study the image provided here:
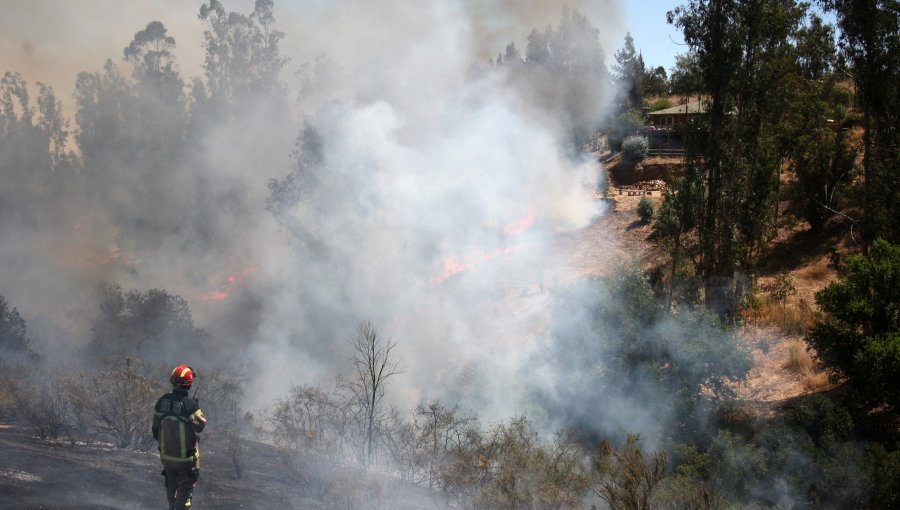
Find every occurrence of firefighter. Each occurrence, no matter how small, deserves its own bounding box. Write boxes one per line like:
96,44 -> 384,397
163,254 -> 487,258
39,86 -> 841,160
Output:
152,365 -> 207,510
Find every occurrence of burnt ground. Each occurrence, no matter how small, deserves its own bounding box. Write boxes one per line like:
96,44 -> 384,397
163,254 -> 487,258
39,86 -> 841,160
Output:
0,423 -> 326,509
0,421 -> 444,509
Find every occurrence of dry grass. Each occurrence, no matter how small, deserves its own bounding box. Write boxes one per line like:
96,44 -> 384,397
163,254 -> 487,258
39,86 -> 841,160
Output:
753,296 -> 817,336
795,260 -> 834,282
781,339 -> 831,392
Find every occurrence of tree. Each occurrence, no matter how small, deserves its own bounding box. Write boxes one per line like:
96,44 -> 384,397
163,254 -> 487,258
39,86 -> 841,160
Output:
123,21 -> 183,101
807,239 -> 900,413
613,33 -> 646,109
347,321 -> 401,469
88,284 -> 209,363
195,0 -> 289,116
784,14 -> 856,233
535,267 -> 751,444
0,294 -> 35,359
0,73 -> 71,224
636,196 -> 654,224
654,166 -> 704,308
821,0 -> 900,248
413,399 -> 475,489
515,9 -> 610,146
643,65 -> 669,97
525,28 -> 550,65
668,0 -> 808,318
668,51 -> 702,96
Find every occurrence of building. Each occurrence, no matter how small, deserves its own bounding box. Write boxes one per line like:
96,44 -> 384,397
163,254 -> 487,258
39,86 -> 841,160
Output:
646,99 -> 706,131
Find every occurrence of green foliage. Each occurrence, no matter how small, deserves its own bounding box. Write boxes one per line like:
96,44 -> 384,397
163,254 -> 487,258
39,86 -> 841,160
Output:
0,294 -> 35,359
636,196 -> 654,224
784,394 -> 853,447
784,15 -> 857,232
668,0 -> 813,317
88,283 -> 210,363
654,168 -> 705,307
613,32 -> 646,109
536,266 -> 751,444
823,0 -> 900,246
646,97 -> 672,112
807,239 -> 900,412
642,66 -> 669,97
668,51 -> 701,95
622,135 -> 650,163
865,443 -> 900,509
607,110 -> 642,150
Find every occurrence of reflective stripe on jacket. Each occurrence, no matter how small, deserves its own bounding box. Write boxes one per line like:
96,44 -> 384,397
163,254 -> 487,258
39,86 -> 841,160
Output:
152,390 -> 205,463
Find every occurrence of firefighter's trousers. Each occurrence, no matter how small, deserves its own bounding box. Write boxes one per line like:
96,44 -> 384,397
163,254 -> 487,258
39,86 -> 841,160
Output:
162,459 -> 199,510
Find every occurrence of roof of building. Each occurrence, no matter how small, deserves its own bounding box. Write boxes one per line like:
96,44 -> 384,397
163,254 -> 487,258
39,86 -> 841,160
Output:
647,100 -> 707,116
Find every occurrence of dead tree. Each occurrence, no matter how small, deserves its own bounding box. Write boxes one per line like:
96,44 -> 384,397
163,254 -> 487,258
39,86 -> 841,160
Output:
348,321 -> 401,469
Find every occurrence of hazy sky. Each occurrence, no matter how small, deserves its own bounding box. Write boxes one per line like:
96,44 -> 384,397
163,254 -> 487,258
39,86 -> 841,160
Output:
0,0 -> 684,114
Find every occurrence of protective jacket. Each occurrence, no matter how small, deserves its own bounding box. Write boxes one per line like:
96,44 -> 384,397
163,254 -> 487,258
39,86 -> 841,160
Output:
152,389 -> 206,464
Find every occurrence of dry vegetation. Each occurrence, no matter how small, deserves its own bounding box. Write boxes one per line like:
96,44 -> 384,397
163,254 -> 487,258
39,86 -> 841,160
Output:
603,166 -> 842,408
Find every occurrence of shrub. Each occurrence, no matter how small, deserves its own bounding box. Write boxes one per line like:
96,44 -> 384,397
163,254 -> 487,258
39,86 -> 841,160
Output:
807,239 -> 900,413
637,196 -> 655,223
647,97 -> 672,112
21,374 -> 74,442
592,434 -> 668,510
0,294 -> 37,360
608,111 -> 642,150
68,357 -> 158,449
622,135 -> 649,162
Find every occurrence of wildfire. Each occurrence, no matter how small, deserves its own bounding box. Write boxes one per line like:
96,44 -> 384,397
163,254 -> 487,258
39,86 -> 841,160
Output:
431,245 -> 522,284
431,203 -> 539,284
198,265 -> 259,302
503,203 -> 537,238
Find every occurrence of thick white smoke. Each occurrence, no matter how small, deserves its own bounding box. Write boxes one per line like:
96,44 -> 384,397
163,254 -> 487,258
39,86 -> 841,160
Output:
0,0 -> 620,426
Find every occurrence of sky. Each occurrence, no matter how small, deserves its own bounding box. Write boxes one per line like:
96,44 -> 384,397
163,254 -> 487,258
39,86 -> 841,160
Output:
615,0 -> 687,71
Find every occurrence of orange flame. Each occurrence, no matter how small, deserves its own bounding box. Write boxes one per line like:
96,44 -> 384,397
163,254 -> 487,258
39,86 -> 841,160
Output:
432,203 -> 538,284
431,245 -> 521,284
198,265 -> 259,302
503,203 -> 537,238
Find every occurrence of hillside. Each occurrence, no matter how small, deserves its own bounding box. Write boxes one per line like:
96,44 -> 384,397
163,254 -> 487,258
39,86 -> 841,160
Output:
0,174 -> 844,509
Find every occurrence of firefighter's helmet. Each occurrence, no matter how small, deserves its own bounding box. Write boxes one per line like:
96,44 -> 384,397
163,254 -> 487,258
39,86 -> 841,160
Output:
169,365 -> 195,389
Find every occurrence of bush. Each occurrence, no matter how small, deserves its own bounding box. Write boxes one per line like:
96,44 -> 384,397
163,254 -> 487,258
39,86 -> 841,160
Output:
68,357 -> 158,449
807,239 -> 900,413
622,135 -> 649,162
647,97 -> 672,112
608,111 -> 642,150
22,376 -> 74,442
637,196 -> 655,223
0,294 -> 37,360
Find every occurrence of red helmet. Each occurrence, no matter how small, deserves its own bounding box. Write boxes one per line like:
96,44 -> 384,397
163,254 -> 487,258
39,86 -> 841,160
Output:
170,365 -> 195,389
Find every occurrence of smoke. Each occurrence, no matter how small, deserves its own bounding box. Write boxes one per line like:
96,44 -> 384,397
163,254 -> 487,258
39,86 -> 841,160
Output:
0,0 -> 628,431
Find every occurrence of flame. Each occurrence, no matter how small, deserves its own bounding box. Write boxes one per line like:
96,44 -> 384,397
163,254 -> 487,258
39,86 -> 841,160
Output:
198,290 -> 230,302
431,203 -> 538,284
503,203 -> 537,238
431,245 -> 522,284
198,265 -> 259,302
